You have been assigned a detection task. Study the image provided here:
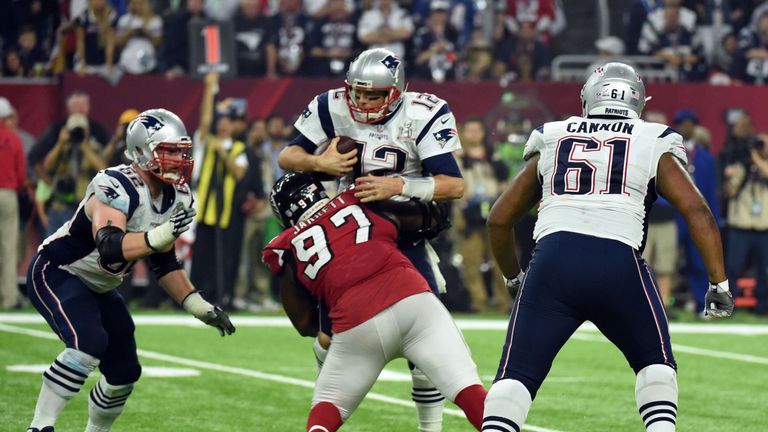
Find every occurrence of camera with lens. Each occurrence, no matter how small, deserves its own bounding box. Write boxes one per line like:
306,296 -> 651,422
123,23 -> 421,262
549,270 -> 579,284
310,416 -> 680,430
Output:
65,113 -> 89,144
69,126 -> 86,143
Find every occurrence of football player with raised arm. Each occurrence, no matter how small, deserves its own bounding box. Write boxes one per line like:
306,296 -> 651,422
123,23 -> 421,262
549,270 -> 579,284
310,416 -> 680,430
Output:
25,109 -> 235,432
278,47 -> 464,430
481,63 -> 733,432
262,173 -> 486,431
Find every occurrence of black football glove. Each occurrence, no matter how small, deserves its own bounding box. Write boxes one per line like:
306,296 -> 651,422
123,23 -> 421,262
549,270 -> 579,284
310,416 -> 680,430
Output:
202,306 -> 236,336
705,281 -> 734,318
504,271 -> 525,299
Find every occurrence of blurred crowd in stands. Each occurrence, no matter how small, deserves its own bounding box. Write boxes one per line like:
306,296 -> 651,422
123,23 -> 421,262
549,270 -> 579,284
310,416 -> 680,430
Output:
1,0 -> 768,319
1,81 -> 767,319
5,0 -> 768,84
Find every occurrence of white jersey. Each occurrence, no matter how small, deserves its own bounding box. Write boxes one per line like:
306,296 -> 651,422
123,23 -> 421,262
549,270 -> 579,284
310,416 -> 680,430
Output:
39,164 -> 194,293
526,116 -> 687,249
293,88 -> 461,189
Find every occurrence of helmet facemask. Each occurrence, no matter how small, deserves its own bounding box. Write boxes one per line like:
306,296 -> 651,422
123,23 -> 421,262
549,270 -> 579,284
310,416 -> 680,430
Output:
345,82 -> 402,124
141,139 -> 194,185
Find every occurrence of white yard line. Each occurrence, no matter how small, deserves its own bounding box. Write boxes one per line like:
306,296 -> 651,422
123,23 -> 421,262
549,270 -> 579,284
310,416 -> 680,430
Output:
0,323 -> 563,432
4,313 -> 768,335
571,333 -> 768,365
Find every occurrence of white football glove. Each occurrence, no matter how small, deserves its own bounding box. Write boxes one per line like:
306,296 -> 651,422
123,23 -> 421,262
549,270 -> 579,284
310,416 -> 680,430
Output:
504,271 -> 525,299
145,203 -> 196,252
182,291 -> 236,336
705,280 -> 734,318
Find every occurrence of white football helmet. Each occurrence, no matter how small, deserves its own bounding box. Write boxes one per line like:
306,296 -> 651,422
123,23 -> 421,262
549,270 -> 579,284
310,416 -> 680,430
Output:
125,108 -> 194,184
581,62 -> 646,119
345,48 -> 407,124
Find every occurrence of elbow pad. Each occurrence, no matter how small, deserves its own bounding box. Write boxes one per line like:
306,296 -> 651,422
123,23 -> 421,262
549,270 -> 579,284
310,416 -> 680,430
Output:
147,249 -> 183,279
417,200 -> 451,240
95,226 -> 126,265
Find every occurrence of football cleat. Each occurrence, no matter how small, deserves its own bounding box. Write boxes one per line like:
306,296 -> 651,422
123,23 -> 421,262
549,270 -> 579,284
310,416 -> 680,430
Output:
27,427 -> 55,432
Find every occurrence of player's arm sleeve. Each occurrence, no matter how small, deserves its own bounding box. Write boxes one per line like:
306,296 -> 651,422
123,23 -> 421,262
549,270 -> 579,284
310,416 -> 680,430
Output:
262,244 -> 287,276
422,153 -> 462,178
91,170 -> 140,218
523,125 -> 546,175
288,132 -> 320,153
291,93 -> 334,152
653,127 -> 688,177
415,105 -> 461,160
147,248 -> 183,279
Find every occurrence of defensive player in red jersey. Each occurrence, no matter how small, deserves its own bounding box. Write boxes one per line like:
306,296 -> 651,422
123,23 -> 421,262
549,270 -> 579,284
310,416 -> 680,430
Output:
262,173 -> 486,431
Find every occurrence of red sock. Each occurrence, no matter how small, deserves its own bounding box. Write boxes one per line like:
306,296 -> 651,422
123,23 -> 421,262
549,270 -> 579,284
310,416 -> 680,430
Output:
307,401 -> 343,432
454,384 -> 488,430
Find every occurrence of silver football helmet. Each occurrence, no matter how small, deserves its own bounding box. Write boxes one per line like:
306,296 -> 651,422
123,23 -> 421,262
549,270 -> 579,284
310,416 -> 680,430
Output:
581,62 -> 646,119
125,108 -> 194,184
345,48 -> 407,123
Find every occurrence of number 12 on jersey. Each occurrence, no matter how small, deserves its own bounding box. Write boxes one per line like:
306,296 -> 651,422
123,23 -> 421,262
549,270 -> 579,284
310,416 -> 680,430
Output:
552,136 -> 630,196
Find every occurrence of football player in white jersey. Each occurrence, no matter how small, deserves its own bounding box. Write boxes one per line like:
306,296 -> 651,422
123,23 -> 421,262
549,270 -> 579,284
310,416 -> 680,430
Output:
25,109 -> 235,432
481,63 -> 733,432
278,48 -> 464,431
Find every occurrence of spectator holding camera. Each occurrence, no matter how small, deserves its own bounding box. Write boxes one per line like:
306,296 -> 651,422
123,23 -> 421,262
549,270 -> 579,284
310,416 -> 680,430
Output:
27,90 -> 109,235
723,124 -> 768,316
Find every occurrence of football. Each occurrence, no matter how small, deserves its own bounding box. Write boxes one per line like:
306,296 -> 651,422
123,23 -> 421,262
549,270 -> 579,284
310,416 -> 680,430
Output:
335,136 -> 358,154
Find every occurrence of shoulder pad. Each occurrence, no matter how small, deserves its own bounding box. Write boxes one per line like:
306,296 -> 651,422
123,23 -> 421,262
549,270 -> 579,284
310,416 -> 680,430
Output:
402,92 -> 449,121
174,183 -> 195,208
92,170 -> 140,218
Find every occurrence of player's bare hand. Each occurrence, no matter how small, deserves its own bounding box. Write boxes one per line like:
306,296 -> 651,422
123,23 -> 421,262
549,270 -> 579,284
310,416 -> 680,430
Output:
354,175 -> 405,202
316,137 -> 357,176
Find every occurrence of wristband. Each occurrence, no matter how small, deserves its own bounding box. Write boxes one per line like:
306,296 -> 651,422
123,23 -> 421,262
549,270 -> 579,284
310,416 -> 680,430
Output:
144,232 -> 160,252
504,270 -> 524,285
709,280 -> 730,292
182,291 -> 213,317
400,176 -> 435,201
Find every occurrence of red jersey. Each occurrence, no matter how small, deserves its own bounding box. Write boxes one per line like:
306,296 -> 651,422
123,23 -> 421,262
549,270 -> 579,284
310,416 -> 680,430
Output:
262,189 -> 430,333
0,125 -> 26,191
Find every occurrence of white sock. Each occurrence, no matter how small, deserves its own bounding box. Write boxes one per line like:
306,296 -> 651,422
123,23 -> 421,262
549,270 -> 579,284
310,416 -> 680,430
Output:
85,375 -> 135,432
313,337 -> 328,372
482,379 -> 532,432
30,349 -> 99,428
636,364 -> 678,432
411,366 -> 444,432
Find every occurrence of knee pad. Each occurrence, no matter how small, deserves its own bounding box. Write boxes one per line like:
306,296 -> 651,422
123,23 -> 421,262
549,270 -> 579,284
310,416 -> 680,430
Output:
43,348 -> 100,398
485,379 -> 532,421
636,364 -> 678,431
